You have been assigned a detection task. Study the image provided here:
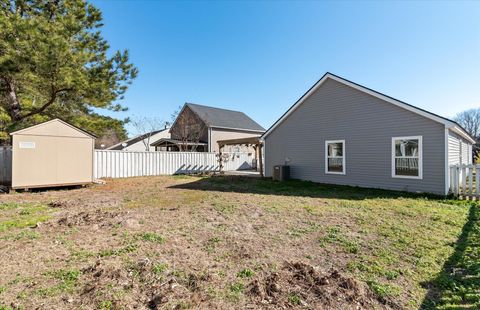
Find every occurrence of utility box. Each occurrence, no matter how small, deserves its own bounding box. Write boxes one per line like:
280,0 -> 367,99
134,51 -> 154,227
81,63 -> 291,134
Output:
273,165 -> 290,181
10,119 -> 96,189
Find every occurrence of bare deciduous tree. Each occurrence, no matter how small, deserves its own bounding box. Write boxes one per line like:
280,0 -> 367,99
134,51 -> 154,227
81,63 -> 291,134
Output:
170,106 -> 207,152
454,108 -> 480,161
95,129 -> 123,149
131,116 -> 167,151
454,108 -> 480,138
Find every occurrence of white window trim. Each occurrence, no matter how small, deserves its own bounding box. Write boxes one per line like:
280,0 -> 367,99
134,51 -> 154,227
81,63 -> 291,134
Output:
325,139 -> 346,175
391,136 -> 423,180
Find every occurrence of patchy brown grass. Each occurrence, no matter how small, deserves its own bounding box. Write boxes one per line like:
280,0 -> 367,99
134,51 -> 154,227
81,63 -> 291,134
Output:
0,175 -> 473,309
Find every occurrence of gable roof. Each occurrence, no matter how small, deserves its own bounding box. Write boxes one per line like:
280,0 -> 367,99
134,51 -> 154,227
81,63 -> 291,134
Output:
150,138 -> 208,147
107,128 -> 169,150
262,72 -> 475,143
173,103 -> 265,132
10,118 -> 97,139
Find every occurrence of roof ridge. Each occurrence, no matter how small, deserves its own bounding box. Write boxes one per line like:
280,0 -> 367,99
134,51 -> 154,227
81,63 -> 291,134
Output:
186,102 -> 248,115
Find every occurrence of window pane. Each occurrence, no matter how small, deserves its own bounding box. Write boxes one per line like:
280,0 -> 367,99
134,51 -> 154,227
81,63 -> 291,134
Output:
328,158 -> 343,172
395,158 -> 419,176
328,143 -> 343,157
395,139 -> 418,157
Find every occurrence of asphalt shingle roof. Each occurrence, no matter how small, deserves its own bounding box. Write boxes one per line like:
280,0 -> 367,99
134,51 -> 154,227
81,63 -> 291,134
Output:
107,128 -> 168,150
186,103 -> 265,132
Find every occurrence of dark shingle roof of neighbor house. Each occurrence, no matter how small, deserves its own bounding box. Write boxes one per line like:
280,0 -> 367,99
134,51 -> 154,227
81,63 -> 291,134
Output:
185,103 -> 265,132
107,128 -> 168,150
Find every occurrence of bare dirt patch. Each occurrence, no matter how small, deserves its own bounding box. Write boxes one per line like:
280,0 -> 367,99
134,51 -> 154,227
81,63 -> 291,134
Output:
56,210 -> 126,228
247,262 -> 379,309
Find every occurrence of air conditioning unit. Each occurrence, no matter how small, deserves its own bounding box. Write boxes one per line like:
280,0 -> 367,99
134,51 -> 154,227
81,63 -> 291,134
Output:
273,165 -> 290,181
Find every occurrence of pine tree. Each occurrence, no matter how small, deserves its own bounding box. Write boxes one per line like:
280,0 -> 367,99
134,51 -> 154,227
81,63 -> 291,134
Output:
0,0 -> 138,143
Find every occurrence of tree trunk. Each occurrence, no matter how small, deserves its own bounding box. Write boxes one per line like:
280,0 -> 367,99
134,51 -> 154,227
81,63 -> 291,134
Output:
4,79 -> 22,122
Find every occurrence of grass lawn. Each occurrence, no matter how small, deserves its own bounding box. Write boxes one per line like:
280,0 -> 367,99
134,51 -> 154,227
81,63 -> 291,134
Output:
0,175 -> 478,309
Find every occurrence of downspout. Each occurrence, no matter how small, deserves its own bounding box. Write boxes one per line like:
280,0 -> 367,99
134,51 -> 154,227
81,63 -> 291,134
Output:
208,127 -> 212,152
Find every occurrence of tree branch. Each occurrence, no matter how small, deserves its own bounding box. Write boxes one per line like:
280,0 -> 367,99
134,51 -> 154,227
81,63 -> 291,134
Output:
19,87 -> 73,120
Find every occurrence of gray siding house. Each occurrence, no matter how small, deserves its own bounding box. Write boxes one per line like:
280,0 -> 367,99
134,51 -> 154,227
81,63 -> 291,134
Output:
262,73 -> 475,195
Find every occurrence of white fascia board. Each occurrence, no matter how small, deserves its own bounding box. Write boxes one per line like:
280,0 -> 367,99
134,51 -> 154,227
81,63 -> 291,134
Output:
448,126 -> 476,144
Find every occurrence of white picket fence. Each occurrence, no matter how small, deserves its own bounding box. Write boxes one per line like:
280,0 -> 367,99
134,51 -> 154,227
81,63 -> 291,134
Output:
449,164 -> 480,197
94,150 -> 254,179
0,146 -> 12,186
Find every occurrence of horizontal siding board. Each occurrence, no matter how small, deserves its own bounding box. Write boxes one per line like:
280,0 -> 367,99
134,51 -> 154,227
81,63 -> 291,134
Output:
462,141 -> 470,164
448,130 -> 474,168
448,132 -> 461,166
265,79 -> 447,194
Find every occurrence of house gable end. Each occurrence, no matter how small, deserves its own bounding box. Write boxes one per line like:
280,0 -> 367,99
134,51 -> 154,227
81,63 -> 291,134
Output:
263,77 -> 447,194
170,105 -> 208,142
262,73 -> 474,143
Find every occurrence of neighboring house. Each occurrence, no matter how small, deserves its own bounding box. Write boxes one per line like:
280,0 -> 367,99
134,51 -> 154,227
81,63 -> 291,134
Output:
152,103 -> 265,152
107,128 -> 170,151
262,72 -> 475,195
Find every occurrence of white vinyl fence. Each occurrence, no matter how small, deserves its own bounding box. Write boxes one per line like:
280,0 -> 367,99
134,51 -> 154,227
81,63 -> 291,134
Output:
94,150 -> 254,179
449,164 -> 480,198
0,146 -> 12,186
221,152 -> 255,171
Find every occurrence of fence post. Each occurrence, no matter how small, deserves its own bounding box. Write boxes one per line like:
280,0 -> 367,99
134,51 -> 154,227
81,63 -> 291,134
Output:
476,166 -> 480,196
454,166 -> 460,197
468,166 -> 474,195
449,166 -> 454,194
461,165 -> 467,196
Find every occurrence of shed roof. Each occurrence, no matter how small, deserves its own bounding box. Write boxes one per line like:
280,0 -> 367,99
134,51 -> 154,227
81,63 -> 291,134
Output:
10,119 -> 96,139
181,103 -> 265,132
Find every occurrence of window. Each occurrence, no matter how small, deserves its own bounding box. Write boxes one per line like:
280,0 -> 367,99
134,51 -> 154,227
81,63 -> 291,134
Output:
325,140 -> 345,174
392,136 -> 422,179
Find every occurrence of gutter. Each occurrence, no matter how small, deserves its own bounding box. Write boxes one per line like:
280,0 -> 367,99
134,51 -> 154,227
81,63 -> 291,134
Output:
448,125 -> 476,144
